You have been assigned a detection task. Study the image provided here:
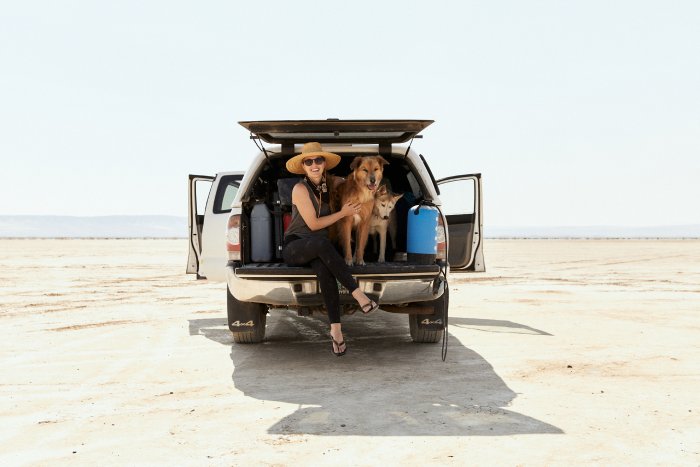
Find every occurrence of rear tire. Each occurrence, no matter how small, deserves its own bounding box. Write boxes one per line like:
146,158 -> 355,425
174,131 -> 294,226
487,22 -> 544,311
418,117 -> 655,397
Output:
409,287 -> 448,343
227,286 -> 267,344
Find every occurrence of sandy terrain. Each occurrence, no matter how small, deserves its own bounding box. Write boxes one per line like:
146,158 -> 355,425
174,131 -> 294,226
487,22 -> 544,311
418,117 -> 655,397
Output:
1,239 -> 699,466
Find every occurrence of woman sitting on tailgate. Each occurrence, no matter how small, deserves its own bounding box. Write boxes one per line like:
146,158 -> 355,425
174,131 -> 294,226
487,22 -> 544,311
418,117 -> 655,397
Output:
282,142 -> 379,357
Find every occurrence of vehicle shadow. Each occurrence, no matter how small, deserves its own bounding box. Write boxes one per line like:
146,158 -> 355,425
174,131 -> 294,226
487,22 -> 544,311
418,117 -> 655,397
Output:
188,311 -> 562,436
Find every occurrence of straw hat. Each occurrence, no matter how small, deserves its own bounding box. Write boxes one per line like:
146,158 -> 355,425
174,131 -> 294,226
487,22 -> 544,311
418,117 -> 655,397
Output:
285,142 -> 341,175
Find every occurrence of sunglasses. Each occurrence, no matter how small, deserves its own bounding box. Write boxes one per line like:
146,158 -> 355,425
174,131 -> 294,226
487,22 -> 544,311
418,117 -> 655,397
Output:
303,157 -> 326,167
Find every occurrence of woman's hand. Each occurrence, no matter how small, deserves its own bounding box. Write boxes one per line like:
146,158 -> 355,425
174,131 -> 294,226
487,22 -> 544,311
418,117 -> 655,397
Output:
340,201 -> 361,218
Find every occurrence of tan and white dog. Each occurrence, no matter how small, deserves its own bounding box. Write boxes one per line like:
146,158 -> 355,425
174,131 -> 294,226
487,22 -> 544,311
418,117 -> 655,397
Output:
335,155 -> 389,265
369,185 -> 403,263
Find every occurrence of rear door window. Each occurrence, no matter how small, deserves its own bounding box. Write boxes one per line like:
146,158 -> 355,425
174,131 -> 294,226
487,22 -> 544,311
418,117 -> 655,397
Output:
213,174 -> 243,213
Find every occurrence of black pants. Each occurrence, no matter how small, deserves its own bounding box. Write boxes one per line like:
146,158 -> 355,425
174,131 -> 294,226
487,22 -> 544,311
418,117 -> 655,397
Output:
282,235 -> 359,324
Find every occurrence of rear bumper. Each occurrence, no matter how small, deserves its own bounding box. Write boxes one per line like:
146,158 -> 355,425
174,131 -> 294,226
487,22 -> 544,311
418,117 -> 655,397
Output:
226,262 -> 445,306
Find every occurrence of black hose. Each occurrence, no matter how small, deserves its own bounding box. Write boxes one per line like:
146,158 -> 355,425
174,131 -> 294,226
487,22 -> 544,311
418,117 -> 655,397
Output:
418,199 -> 449,361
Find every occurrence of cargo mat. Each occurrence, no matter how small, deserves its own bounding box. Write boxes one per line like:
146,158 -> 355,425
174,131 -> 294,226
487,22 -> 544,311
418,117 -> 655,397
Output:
233,262 -> 441,279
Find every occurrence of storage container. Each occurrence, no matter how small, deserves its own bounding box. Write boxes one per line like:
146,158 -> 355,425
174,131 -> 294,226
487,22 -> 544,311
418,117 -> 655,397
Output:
407,204 -> 438,264
250,202 -> 273,262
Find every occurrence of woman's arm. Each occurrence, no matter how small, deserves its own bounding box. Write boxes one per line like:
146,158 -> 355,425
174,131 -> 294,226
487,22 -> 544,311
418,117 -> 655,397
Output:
292,183 -> 358,231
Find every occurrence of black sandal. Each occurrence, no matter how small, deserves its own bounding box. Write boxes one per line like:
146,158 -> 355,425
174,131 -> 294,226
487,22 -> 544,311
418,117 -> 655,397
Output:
361,300 -> 379,314
331,337 -> 347,356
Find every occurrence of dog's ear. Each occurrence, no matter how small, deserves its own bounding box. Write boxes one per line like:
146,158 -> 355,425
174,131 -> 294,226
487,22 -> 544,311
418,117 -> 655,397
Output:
376,184 -> 387,196
350,156 -> 364,170
393,193 -> 403,202
377,156 -> 390,167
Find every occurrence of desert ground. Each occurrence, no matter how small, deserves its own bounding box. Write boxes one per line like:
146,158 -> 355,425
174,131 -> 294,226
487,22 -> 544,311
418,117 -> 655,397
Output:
1,239 -> 698,466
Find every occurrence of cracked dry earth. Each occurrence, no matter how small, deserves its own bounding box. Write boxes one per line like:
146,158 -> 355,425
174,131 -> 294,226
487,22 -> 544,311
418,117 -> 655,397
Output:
1,239 -> 699,465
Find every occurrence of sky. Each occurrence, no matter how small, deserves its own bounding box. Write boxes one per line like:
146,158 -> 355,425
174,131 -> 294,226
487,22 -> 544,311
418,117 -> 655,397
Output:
1,1 -> 698,227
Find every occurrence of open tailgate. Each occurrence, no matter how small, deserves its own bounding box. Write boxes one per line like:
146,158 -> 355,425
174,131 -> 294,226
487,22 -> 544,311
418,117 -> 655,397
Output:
239,119 -> 434,144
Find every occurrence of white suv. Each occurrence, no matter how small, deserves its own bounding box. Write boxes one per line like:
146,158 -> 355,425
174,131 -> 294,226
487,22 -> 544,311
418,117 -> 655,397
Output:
188,119 -> 484,344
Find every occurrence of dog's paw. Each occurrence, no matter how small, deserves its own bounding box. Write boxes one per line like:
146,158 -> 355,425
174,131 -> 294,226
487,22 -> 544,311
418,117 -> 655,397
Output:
345,258 -> 354,266
356,259 -> 366,266
377,256 -> 385,263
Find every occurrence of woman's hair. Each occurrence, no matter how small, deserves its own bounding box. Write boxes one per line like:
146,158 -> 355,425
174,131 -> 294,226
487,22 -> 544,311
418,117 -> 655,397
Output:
326,172 -> 339,213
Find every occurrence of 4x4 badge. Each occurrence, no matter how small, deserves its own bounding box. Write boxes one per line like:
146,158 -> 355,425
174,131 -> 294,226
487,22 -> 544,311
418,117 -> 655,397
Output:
421,318 -> 443,325
231,320 -> 255,327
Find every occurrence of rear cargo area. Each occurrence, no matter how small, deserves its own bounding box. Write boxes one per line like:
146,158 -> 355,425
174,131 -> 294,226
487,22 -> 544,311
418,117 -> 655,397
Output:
239,151 -> 434,271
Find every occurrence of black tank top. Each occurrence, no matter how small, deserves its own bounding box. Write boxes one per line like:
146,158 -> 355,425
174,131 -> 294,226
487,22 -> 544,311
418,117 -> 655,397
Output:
284,180 -> 331,243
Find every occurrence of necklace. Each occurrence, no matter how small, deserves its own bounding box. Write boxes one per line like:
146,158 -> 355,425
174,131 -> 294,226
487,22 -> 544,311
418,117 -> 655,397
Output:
305,176 -> 326,218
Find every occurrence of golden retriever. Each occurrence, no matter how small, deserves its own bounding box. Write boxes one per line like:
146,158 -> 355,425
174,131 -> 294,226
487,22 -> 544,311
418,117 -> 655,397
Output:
335,155 -> 389,265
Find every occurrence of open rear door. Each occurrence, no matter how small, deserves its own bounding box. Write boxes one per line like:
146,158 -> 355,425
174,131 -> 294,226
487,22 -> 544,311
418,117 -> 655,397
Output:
187,174 -> 214,276
436,173 -> 485,272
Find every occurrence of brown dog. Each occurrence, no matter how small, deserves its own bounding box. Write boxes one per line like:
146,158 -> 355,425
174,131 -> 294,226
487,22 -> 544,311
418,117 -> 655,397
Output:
369,185 -> 403,263
335,155 -> 389,265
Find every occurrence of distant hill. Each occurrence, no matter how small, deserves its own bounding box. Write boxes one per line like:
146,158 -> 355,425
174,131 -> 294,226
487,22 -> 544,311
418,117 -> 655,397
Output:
485,225 -> 700,238
0,215 -> 187,238
0,216 -> 698,239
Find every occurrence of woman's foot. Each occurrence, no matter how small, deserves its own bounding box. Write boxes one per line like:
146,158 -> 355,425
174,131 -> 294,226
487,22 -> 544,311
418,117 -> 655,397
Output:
330,324 -> 346,356
360,300 -> 379,314
351,289 -> 379,315
331,336 -> 347,356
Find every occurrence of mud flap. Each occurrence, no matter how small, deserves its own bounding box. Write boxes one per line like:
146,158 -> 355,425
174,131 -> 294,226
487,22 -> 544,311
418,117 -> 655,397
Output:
227,286 -> 266,333
414,310 -> 445,331
415,281 -> 448,331
228,312 -> 264,332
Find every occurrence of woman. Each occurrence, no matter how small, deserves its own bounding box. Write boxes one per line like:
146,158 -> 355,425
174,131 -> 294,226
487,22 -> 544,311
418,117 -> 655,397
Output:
282,142 -> 379,356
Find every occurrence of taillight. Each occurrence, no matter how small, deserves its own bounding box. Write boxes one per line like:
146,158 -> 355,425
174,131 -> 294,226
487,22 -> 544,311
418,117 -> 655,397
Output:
436,215 -> 447,260
226,215 -> 241,261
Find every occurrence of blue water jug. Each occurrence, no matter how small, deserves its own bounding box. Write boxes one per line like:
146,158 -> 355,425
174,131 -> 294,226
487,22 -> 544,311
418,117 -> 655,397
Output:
407,204 -> 438,264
